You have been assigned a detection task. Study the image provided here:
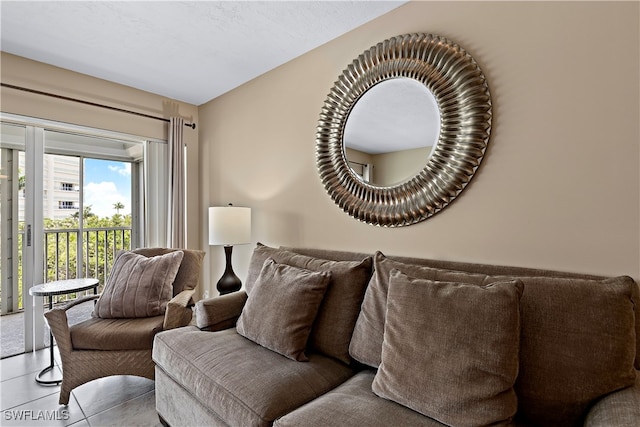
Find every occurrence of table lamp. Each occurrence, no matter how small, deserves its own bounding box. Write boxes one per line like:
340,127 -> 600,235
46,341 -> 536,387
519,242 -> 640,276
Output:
208,204 -> 251,295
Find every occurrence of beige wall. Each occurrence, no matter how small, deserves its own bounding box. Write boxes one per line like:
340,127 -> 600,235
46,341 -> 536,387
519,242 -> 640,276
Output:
200,0 -> 640,293
1,52 -> 202,252
373,146 -> 433,187
3,2 -> 637,296
345,146 -> 434,186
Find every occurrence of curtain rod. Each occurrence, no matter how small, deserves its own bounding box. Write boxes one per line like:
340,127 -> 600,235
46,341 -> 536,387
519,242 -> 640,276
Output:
1,83 -> 196,129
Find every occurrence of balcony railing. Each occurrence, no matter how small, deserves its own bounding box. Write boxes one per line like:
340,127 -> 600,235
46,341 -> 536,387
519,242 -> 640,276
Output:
11,226 -> 132,310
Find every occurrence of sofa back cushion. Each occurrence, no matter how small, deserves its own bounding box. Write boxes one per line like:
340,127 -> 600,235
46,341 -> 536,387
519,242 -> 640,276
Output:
349,251 -> 492,367
505,275 -> 637,426
349,250 -> 637,426
245,243 -> 372,364
349,250 -> 640,372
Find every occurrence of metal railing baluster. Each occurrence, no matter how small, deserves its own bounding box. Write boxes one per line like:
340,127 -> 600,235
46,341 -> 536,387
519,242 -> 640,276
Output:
12,226 -> 131,309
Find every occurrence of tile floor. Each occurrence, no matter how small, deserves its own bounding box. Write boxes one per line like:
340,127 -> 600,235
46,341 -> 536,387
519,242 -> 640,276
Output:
1,299 -> 96,359
0,347 -> 162,427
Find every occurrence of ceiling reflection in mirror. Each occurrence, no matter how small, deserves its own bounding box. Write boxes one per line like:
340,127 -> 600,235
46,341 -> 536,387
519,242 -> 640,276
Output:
343,78 -> 440,187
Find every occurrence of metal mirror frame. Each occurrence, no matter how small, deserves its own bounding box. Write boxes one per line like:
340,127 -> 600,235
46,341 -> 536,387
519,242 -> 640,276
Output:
316,33 -> 492,227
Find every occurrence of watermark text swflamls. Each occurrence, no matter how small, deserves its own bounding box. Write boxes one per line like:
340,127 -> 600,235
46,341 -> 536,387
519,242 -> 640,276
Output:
3,409 -> 70,421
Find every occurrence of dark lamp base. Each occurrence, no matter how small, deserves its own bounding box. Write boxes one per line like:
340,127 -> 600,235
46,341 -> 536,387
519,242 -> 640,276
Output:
217,245 -> 242,295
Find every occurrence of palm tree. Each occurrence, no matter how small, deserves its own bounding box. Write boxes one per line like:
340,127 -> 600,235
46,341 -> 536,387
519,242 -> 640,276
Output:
71,205 -> 95,220
113,202 -> 124,215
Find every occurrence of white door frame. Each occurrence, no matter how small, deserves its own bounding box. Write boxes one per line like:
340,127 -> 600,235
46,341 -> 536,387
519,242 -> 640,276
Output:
23,126 -> 46,351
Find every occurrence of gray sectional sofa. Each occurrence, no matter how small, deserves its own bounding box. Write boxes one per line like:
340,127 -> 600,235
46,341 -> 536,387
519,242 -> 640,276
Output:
153,244 -> 640,426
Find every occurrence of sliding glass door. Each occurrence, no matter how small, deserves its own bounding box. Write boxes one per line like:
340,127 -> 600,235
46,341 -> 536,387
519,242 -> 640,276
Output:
0,124 -> 35,355
0,117 -> 147,357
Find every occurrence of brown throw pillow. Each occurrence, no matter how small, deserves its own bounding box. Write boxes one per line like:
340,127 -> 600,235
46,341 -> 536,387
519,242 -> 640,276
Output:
94,250 -> 184,318
244,243 -> 372,363
350,251 -> 493,368
236,258 -> 331,361
372,270 -> 523,427
133,248 -> 205,295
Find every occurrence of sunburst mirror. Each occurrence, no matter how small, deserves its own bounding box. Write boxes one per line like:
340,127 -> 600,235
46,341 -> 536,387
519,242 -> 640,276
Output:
316,33 -> 492,227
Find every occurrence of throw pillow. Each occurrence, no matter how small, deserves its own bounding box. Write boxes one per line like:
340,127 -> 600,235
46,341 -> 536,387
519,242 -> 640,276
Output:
350,251 -> 493,367
132,248 -> 205,296
372,270 -> 523,427
94,250 -> 184,318
236,258 -> 331,361
244,243 -> 372,363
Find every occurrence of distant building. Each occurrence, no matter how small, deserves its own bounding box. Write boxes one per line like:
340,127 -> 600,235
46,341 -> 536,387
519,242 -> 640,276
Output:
19,153 -> 80,221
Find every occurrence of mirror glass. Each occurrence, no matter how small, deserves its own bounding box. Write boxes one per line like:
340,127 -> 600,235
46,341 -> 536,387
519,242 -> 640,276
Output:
343,78 -> 440,187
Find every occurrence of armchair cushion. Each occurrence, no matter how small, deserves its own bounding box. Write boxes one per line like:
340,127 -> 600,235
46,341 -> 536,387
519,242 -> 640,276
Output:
94,250 -> 184,318
70,315 -> 164,350
237,258 -> 331,361
372,271 -> 522,427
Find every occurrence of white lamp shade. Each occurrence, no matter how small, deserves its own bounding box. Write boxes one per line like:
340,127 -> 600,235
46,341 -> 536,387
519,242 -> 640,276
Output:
208,206 -> 251,245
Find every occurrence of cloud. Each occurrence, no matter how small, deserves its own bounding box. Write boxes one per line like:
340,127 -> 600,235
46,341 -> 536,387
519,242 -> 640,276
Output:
107,163 -> 131,176
84,181 -> 131,217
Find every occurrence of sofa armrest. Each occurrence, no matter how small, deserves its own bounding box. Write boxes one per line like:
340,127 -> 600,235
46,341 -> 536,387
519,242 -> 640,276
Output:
584,372 -> 640,426
43,294 -> 99,353
163,289 -> 196,330
194,291 -> 248,331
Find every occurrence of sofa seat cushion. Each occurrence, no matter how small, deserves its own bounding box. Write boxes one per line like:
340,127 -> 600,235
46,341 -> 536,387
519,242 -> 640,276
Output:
153,327 -> 355,427
70,315 -> 164,350
274,371 -> 446,427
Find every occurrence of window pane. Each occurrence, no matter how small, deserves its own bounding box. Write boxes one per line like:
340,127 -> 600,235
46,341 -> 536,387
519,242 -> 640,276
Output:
83,158 -> 132,283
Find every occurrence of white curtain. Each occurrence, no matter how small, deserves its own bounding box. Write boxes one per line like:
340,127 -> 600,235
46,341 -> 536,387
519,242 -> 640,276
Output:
166,117 -> 185,248
143,141 -> 168,247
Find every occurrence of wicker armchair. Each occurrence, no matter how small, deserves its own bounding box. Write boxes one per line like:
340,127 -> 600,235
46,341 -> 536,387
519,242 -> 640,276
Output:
45,248 -> 205,405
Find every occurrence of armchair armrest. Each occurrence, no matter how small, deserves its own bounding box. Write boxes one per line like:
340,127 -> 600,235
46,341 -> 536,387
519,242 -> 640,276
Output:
43,294 -> 99,353
163,289 -> 196,330
195,291 -> 248,331
584,372 -> 640,426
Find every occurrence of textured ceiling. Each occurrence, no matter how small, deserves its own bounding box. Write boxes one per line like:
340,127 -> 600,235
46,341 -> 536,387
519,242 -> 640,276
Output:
0,1 -> 404,106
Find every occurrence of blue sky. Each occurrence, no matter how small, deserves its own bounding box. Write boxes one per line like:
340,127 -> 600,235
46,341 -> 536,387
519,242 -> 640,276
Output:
83,159 -> 131,218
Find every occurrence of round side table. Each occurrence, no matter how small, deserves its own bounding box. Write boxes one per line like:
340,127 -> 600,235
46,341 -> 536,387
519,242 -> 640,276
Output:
29,278 -> 99,385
